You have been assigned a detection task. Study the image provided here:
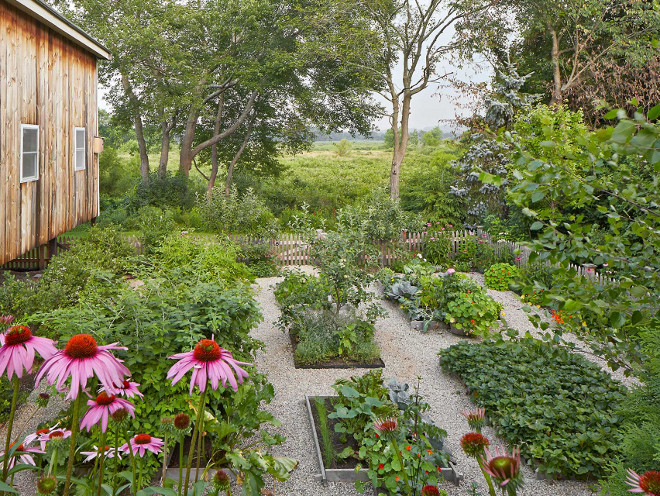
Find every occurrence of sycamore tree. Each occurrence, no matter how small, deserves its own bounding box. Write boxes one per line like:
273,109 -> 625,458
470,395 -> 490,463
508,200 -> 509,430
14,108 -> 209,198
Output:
349,0 -> 502,199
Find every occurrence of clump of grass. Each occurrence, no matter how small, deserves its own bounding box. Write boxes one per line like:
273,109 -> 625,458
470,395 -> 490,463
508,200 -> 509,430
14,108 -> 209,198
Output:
315,397 -> 337,468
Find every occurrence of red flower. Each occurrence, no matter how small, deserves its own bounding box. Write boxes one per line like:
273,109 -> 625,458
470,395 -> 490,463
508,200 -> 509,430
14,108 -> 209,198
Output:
422,486 -> 441,496
461,432 -> 490,458
626,469 -> 660,495
406,445 -> 411,451
378,463 -> 384,470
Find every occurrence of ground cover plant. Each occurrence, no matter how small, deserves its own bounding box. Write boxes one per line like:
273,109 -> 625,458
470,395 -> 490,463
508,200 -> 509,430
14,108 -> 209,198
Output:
440,338 -> 626,479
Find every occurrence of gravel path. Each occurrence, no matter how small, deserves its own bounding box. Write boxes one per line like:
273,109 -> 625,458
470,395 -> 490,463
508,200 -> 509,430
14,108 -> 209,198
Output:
250,269 -> 601,496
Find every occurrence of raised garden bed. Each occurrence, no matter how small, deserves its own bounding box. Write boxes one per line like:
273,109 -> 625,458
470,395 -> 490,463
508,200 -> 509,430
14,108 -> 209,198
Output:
305,395 -> 462,486
289,333 -> 385,369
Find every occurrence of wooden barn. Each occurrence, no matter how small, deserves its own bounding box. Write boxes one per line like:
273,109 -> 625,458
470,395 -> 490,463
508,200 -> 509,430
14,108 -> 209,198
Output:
0,0 -> 110,267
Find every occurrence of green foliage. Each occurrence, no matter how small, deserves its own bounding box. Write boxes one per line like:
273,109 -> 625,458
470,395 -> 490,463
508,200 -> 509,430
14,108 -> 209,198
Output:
198,187 -> 279,236
444,279 -> 503,337
0,377 -> 26,425
35,277 -> 263,432
128,172 -> 197,211
422,225 -> 454,265
441,338 -> 626,478
34,226 -> 134,312
154,233 -> 254,285
238,240 -> 279,278
483,107 -> 660,372
289,307 -> 381,365
0,274 -> 35,320
314,398 -> 337,468
599,327 -> 660,496
334,139 -> 352,157
421,127 -> 443,147
484,263 -> 519,291
99,147 -> 139,197
130,206 -> 177,253
337,190 -> 419,242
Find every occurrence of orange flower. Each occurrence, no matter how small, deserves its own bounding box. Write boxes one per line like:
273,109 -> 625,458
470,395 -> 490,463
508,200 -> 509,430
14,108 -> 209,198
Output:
406,445 -> 411,451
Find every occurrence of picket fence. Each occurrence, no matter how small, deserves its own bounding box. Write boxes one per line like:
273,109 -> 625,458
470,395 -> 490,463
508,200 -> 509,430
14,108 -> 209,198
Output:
1,230 -> 615,284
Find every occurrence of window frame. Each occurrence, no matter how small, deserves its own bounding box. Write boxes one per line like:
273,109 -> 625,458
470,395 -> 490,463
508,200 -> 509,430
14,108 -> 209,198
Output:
20,124 -> 39,183
74,126 -> 86,171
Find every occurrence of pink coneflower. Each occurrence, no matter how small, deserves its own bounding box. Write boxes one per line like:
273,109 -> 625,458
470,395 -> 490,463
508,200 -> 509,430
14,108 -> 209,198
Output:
481,446 -> 523,492
0,315 -> 15,325
110,379 -> 143,398
447,268 -> 455,274
167,338 -> 250,394
461,407 -> 486,432
80,392 -> 136,433
626,469 -> 660,495
373,417 -> 398,434
81,445 -> 121,464
121,434 -> 164,457
36,427 -> 71,450
35,334 -> 129,400
0,435 -> 44,469
0,325 -> 57,379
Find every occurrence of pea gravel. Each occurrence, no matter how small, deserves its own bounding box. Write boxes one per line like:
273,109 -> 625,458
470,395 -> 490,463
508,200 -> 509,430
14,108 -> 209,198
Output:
249,268 -> 605,496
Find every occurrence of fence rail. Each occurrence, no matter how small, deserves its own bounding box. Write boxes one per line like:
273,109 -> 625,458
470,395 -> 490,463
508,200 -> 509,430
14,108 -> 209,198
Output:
1,230 -> 615,284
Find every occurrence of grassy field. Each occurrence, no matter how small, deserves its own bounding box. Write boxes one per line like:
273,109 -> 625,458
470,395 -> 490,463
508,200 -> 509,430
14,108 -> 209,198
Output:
109,139 -> 461,222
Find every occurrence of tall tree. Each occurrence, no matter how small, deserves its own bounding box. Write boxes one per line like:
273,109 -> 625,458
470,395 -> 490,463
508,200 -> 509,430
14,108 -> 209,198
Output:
352,0 -> 500,199
508,0 -> 660,105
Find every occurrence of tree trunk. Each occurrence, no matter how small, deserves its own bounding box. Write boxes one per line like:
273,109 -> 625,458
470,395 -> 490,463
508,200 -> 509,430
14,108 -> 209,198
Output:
158,118 -> 174,179
389,92 -> 411,200
121,74 -> 149,183
223,117 -> 254,196
550,27 -> 563,105
179,110 -> 199,178
208,96 -> 224,197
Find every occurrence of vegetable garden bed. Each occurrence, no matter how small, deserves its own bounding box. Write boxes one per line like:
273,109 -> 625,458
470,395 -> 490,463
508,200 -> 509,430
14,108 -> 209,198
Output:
305,395 -> 461,486
289,333 -> 384,369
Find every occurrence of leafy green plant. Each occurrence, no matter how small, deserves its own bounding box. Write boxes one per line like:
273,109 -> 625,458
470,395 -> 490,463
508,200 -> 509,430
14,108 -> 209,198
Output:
198,187 -> 279,236
422,226 -> 453,265
314,398 -> 337,468
441,338 -> 626,478
484,263 -> 519,291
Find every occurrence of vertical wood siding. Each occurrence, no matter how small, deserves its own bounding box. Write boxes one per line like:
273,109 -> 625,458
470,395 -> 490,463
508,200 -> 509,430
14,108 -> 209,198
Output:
0,1 -> 99,265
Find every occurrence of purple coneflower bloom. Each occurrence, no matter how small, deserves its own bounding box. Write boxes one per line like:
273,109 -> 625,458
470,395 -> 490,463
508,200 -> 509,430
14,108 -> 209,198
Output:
447,268 -> 455,274
0,315 -> 15,325
0,434 -> 44,469
81,445 -> 121,463
373,417 -> 398,434
105,379 -> 143,398
121,434 -> 164,457
167,338 -> 250,394
80,392 -> 136,433
0,326 -> 57,380
35,427 -> 71,450
35,334 -> 130,400
626,468 -> 660,495
481,445 -> 523,491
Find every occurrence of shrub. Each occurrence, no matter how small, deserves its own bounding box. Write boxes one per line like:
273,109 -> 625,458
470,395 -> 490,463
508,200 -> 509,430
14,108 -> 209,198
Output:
422,226 -> 453,265
154,233 -> 253,285
441,338 -> 626,478
484,263 -> 519,291
198,187 -> 279,236
133,206 -> 177,253
35,226 -> 134,311
443,279 -> 503,337
238,240 -> 278,278
127,171 -> 197,211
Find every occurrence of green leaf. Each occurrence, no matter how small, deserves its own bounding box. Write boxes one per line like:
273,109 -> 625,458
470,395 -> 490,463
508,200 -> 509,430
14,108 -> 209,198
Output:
648,104 -> 660,121
0,482 -> 18,493
530,222 -> 543,231
603,109 -> 619,120
610,120 -> 636,144
531,190 -> 545,203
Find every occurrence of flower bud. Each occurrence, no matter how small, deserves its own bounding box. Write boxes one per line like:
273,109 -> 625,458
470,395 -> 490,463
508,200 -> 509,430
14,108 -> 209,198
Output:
37,475 -> 57,494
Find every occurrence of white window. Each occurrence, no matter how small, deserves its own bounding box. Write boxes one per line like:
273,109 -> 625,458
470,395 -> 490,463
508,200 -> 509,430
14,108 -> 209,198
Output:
74,127 -> 86,171
20,124 -> 39,183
